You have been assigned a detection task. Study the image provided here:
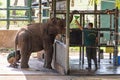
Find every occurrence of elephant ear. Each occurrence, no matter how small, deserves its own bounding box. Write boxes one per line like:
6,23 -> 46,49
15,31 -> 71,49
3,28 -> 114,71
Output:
49,17 -> 64,28
48,17 -> 58,24
47,17 -> 65,34
47,17 -> 59,35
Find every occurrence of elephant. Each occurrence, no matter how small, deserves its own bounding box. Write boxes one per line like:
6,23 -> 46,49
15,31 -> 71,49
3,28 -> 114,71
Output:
14,11 -> 77,69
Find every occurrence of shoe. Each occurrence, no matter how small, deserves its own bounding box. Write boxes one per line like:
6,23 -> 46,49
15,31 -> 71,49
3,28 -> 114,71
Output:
10,63 -> 19,68
9,64 -> 14,67
9,64 -> 18,68
86,67 -> 91,71
94,67 -> 98,71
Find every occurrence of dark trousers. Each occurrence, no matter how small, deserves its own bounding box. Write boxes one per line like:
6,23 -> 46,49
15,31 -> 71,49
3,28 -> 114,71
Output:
86,46 -> 97,69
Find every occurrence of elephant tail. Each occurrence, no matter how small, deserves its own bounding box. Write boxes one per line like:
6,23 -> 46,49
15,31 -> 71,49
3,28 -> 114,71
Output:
14,31 -> 20,63
15,31 -> 19,52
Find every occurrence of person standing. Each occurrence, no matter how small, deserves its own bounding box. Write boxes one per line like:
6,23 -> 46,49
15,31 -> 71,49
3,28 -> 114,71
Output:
75,20 -> 98,71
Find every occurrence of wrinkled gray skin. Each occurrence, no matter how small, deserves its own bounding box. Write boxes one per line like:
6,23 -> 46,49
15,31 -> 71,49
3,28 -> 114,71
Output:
15,11 -> 77,69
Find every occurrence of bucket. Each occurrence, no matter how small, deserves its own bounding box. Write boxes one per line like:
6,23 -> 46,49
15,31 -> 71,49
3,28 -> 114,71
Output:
113,56 -> 120,65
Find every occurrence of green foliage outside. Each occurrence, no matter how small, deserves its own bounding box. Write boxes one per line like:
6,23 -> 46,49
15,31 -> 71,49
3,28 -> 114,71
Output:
116,0 -> 120,9
0,1 -> 6,27
14,10 -> 26,16
0,1 -> 2,6
10,10 -> 26,17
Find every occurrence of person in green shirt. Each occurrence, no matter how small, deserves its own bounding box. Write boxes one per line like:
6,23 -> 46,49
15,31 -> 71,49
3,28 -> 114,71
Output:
75,20 -> 98,71
7,50 -> 21,68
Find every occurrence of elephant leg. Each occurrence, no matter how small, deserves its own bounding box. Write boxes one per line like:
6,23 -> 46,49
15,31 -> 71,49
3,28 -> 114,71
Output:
44,45 -> 53,69
20,49 -> 31,68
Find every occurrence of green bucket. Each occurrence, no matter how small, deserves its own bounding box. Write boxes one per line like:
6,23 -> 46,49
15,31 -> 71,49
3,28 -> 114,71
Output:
74,16 -> 79,20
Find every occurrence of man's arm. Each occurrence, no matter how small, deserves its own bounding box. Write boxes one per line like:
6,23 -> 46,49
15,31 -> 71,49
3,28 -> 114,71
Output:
75,20 -> 83,30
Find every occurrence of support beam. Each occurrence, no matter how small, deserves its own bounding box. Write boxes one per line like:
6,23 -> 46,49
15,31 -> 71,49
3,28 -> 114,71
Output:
39,0 -> 41,23
65,0 -> 70,75
52,0 -> 56,17
113,7 -> 119,66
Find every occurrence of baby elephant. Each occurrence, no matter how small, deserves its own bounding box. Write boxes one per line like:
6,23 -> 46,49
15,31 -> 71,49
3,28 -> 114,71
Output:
15,17 -> 66,69
7,50 -> 21,68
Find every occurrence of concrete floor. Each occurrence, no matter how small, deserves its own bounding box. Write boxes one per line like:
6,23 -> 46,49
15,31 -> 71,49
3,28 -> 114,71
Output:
1,75 -> 120,80
69,54 -> 120,76
0,52 -> 120,80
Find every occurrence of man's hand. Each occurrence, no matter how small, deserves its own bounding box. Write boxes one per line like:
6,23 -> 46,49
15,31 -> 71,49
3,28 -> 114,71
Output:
75,20 -> 83,30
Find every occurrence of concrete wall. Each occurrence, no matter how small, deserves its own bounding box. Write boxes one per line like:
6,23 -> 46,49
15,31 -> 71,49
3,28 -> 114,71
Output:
0,30 -> 18,48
